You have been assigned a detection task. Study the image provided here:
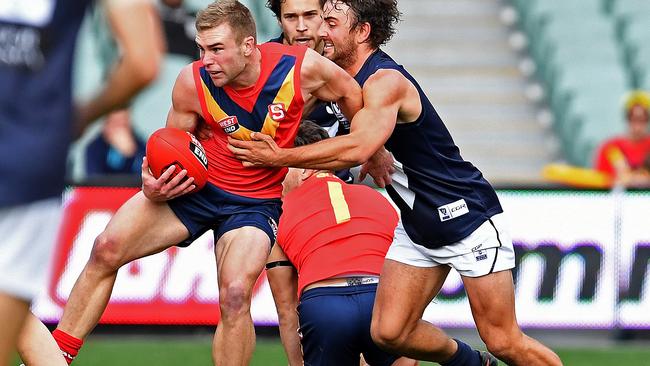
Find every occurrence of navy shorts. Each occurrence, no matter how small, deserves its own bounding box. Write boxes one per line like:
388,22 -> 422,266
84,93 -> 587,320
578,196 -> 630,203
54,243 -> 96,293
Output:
168,183 -> 282,247
298,284 -> 398,366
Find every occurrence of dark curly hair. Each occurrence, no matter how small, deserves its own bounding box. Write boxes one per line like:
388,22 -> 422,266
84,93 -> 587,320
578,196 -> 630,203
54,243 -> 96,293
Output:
267,0 -> 327,20
332,0 -> 401,48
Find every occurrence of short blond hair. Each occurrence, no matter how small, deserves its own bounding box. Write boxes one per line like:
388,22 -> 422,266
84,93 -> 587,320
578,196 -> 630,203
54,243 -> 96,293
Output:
195,0 -> 257,43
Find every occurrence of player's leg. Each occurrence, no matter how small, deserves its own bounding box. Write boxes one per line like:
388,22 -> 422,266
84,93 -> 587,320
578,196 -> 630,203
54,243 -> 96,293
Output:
356,284 -> 418,366
371,259 -> 456,360
0,294 -> 29,366
458,214 -> 561,366
371,221 -> 494,365
17,312 -> 67,366
56,192 -> 189,342
212,226 -> 271,366
0,198 -> 62,366
463,270 -> 562,366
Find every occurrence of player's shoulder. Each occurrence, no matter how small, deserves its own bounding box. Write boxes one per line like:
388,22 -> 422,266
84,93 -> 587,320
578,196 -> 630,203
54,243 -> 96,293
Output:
363,68 -> 412,103
174,63 -> 198,91
366,68 -> 408,86
171,62 -> 201,109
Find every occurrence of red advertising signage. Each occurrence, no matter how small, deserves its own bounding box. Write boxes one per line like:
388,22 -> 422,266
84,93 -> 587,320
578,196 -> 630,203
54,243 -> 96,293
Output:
47,187 -> 269,325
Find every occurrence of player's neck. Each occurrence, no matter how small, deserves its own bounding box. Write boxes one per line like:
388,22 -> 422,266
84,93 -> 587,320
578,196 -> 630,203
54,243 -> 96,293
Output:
346,46 -> 377,77
230,47 -> 262,90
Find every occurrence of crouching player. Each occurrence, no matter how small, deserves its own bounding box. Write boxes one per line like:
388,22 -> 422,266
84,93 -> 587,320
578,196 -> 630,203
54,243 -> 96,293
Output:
267,121 -> 493,366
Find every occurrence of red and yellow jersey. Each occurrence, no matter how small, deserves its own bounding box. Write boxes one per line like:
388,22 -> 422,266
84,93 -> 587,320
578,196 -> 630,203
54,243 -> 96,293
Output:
277,173 -> 399,295
192,43 -> 307,199
595,136 -> 650,177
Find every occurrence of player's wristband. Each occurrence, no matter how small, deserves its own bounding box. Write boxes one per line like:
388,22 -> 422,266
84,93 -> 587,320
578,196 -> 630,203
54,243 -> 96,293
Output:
265,260 -> 294,270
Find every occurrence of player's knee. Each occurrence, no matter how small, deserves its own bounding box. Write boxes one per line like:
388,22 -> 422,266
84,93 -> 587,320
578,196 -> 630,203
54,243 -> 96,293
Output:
482,330 -> 521,360
370,318 -> 407,352
219,282 -> 251,319
88,232 -> 125,272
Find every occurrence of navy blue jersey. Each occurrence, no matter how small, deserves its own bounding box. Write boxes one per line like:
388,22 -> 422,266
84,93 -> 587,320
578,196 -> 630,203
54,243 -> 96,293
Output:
355,50 -> 503,248
0,0 -> 92,207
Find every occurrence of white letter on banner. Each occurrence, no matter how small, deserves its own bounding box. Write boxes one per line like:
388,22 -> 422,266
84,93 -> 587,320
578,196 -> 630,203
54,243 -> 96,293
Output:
162,232 -> 218,302
56,212 -> 112,301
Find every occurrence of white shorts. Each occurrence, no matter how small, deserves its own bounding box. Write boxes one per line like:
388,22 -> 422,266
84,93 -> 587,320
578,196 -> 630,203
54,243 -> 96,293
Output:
385,213 -> 515,277
0,198 -> 62,301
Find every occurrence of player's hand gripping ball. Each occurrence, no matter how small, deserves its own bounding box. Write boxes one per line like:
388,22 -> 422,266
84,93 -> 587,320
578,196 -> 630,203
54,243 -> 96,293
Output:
146,127 -> 209,191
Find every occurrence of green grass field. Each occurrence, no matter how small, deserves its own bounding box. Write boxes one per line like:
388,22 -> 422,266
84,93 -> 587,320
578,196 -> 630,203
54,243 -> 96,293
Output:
15,337 -> 650,365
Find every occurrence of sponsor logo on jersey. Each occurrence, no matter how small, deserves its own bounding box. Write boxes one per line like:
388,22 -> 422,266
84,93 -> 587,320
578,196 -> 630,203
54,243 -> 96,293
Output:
187,133 -> 208,169
437,199 -> 469,222
218,116 -> 240,134
268,103 -> 286,121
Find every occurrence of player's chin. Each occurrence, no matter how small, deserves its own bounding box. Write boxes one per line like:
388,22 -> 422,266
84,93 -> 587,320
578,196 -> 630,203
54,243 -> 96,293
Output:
209,75 -> 227,87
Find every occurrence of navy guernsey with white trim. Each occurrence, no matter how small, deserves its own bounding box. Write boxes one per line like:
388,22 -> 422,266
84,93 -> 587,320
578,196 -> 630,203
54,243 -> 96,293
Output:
355,50 -> 503,249
0,0 -> 92,207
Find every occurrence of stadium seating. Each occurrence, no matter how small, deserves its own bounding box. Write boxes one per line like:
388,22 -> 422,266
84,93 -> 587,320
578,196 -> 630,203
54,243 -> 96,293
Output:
511,0 -> 650,167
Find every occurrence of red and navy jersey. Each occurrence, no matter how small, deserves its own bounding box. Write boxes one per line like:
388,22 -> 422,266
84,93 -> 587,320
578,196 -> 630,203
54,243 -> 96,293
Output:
192,42 -> 306,199
277,173 -> 398,295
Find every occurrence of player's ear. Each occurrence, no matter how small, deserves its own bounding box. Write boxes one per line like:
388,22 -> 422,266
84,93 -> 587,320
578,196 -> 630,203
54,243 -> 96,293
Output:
355,22 -> 371,45
242,35 -> 256,56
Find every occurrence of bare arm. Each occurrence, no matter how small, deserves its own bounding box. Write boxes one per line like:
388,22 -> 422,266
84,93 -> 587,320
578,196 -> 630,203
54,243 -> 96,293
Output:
76,0 -> 163,133
229,69 -> 412,170
165,64 -> 202,132
299,48 -> 363,123
266,245 -> 302,366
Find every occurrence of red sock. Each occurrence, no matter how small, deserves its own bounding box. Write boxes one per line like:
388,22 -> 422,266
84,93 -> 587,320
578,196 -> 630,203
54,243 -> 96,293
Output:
52,329 -> 84,365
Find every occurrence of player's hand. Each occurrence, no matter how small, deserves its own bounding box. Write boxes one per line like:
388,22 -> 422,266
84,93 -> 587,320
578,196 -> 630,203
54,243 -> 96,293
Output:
141,157 -> 196,201
359,147 -> 395,188
227,132 -> 282,167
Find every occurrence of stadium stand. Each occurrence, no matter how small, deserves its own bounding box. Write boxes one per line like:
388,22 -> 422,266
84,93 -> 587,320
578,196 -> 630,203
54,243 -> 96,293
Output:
511,0 -> 650,168
384,0 -> 558,184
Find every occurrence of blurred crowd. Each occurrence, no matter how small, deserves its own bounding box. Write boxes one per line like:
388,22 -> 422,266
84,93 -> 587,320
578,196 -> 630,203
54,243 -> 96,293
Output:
594,90 -> 650,188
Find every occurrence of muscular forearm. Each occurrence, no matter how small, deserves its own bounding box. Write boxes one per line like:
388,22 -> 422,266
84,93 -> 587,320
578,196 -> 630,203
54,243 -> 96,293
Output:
278,314 -> 303,366
277,132 -> 374,170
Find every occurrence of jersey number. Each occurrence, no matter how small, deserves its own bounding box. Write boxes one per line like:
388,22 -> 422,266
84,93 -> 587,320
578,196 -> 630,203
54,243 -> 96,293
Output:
327,181 -> 351,224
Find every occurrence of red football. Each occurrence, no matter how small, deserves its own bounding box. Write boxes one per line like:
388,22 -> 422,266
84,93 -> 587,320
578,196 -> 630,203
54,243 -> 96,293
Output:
146,127 -> 209,191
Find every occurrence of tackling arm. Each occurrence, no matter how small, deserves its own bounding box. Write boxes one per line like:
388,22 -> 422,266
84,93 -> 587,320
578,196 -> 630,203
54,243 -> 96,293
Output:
229,69 -> 407,170
299,48 -> 363,121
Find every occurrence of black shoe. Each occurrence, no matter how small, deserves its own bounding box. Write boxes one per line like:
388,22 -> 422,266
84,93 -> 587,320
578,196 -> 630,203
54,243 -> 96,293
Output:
479,351 -> 498,366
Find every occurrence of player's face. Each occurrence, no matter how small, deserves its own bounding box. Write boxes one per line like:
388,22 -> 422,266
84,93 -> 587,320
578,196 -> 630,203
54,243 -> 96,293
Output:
279,0 -> 323,49
196,24 -> 250,87
319,0 -> 358,70
628,104 -> 649,139
282,167 -> 303,197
